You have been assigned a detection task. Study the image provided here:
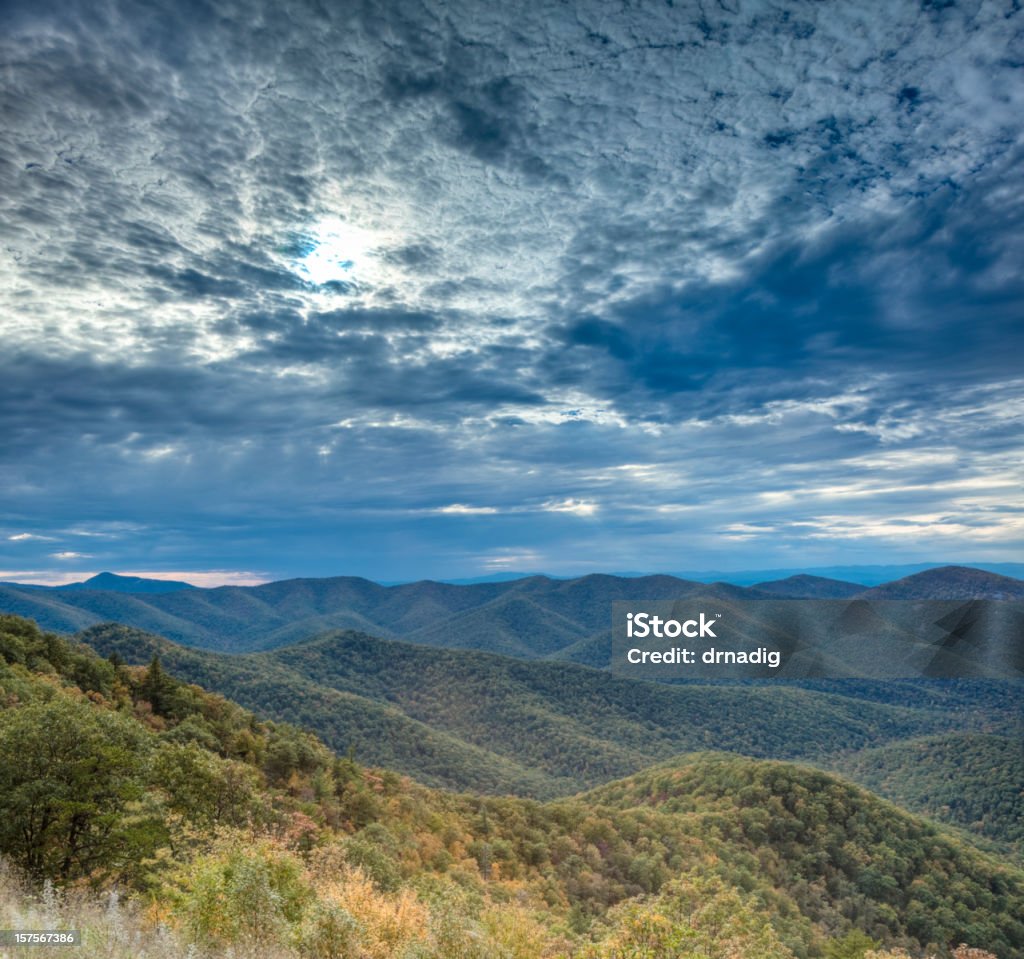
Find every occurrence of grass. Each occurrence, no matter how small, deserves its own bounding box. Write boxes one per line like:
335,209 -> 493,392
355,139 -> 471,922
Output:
0,860 -> 293,959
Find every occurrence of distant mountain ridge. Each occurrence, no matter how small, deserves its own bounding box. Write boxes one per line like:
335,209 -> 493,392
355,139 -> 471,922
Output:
0,565 -> 1021,659
751,574 -> 865,598
664,561 -> 1024,586
859,565 -> 1024,600
56,571 -> 195,593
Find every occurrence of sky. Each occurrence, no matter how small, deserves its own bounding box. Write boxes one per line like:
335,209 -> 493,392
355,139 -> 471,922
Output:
1,0 -> 1023,585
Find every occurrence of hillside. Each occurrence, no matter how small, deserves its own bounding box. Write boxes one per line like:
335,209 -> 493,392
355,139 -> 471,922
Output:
783,678 -> 1024,735
0,573 -> 712,654
2,613 -> 1023,959
832,733 -> 1024,853
78,622 -> 1015,801
0,584 -> 102,634
861,567 -> 1024,601
583,754 -> 1024,957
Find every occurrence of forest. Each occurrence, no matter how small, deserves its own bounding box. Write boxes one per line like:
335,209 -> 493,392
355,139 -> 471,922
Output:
1,613 -> 1022,959
76,621 -> 1024,856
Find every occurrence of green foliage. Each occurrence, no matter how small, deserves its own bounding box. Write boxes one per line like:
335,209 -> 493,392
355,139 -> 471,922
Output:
0,697 -> 157,884
833,734 -> 1024,853
341,824 -> 403,892
78,622 -> 1001,801
583,754 -> 1024,957
150,743 -> 260,827
583,874 -> 797,959
176,839 -> 313,949
824,930 -> 880,959
140,654 -> 176,716
294,898 -> 360,959
0,613 -> 117,700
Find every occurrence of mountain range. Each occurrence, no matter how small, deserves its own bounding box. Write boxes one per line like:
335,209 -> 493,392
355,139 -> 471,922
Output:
441,562 -> 1024,586
2,564 -> 1020,855
2,565 -> 1023,662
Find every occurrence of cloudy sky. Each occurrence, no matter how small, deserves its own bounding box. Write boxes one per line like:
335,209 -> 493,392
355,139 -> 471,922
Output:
1,0 -> 1023,584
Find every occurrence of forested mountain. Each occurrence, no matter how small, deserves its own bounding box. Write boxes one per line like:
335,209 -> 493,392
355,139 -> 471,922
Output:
752,574 -> 866,598
55,571 -> 195,593
860,567 -> 1024,601
2,613 -> 1022,959
832,733 -> 1024,854
1,566 -> 1020,663
582,756 -> 1024,956
78,623 -> 1021,810
0,572 -> 737,654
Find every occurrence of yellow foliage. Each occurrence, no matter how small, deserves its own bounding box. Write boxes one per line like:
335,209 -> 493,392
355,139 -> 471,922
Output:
142,897 -> 174,929
481,903 -> 570,958
318,867 -> 428,959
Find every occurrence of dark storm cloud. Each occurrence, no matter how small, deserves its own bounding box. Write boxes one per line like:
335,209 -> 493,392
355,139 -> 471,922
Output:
1,0 -> 1023,580
543,144 -> 1024,422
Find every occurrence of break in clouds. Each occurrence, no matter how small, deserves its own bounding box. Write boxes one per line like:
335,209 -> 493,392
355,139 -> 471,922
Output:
1,0 -> 1023,581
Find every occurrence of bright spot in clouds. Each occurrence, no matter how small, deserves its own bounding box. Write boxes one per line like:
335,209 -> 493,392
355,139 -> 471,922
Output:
292,218 -> 381,287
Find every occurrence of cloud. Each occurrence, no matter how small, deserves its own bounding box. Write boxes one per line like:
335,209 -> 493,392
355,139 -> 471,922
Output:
0,0 -> 1021,578
116,570 -> 269,587
0,571 -> 93,587
541,499 -> 600,517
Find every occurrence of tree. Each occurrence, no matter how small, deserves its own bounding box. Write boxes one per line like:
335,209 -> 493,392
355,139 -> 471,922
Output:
140,654 -> 175,717
826,930 -> 880,959
0,697 -> 158,884
583,874 -> 797,959
151,742 -> 258,827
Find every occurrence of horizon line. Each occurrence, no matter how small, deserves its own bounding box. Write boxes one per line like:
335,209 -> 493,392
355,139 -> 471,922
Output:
3,560 -> 1024,590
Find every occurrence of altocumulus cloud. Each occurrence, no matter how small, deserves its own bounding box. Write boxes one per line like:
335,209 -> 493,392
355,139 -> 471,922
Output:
1,0 -> 1023,580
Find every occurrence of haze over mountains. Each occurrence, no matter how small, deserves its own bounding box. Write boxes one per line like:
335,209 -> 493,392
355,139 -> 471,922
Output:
2,566 -> 1022,662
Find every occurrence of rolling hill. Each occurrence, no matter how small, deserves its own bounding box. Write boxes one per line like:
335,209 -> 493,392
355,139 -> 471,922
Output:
582,754 -> 1024,957
860,566 -> 1024,600
78,621 -> 1020,803
752,573 -> 866,598
832,732 -> 1024,853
